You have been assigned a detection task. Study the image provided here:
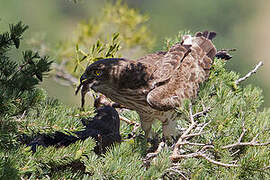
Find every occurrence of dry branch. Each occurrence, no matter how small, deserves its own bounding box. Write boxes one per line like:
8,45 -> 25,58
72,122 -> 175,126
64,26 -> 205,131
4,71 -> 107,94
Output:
222,122 -> 270,149
172,116 -> 270,167
223,141 -> 270,149
182,120 -> 211,139
176,141 -> 207,147
170,104 -> 240,168
171,104 -> 211,160
235,61 -> 263,85
192,107 -> 211,118
119,116 -> 138,126
145,142 -> 166,160
172,104 -> 197,156
222,132 -> 270,149
51,63 -> 78,86
171,145 -> 239,167
262,165 -> 270,170
165,166 -> 189,180
143,142 -> 166,170
199,153 -> 239,167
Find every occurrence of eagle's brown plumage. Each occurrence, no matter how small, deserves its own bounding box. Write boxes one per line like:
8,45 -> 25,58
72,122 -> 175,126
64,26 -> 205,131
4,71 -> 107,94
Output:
76,31 -> 217,139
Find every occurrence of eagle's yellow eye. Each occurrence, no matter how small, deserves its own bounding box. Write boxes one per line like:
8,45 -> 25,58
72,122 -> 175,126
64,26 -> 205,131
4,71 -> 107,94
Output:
95,70 -> 101,76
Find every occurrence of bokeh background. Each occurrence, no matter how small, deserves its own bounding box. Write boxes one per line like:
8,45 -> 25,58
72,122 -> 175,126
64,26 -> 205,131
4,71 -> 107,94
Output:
1,0 -> 270,106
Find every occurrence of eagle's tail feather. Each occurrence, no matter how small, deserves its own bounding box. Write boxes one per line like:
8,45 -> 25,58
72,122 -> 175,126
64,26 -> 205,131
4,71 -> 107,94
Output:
195,31 -> 216,40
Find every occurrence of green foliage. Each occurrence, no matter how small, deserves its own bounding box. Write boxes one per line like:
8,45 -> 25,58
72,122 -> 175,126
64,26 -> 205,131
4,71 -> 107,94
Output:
19,138 -> 95,179
1,21 -> 270,179
55,0 -> 155,78
0,21 -> 52,116
81,140 -> 171,179
4,58 -> 268,179
163,30 -> 190,51
0,22 -> 53,159
172,59 -> 270,179
19,96 -> 85,136
73,33 -> 121,74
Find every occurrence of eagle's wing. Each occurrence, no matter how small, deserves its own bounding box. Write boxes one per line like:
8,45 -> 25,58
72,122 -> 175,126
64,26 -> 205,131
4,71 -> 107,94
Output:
149,43 -> 191,87
147,31 -> 217,111
137,51 -> 166,65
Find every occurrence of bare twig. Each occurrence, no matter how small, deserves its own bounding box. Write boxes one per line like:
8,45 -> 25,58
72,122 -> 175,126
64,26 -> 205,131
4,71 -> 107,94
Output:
181,132 -> 206,139
222,124 -> 270,149
200,145 -> 215,151
130,123 -> 140,136
143,142 -> 166,170
15,110 -> 26,122
199,153 -> 239,167
189,104 -> 195,124
222,140 -> 270,149
230,149 -> 240,156
145,142 -> 166,160
119,116 -> 138,126
119,115 -> 140,139
51,63 -> 78,86
166,166 -> 189,180
193,107 -> 211,118
169,104 -> 239,168
262,165 -> 270,170
172,104 -> 211,158
171,145 -> 239,167
172,104 -> 197,157
182,120 -> 211,139
238,123 -> 247,143
235,61 -> 263,85
176,141 -> 208,147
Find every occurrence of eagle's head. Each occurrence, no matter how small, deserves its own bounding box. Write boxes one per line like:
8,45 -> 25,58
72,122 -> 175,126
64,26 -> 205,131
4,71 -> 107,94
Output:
75,57 -> 150,109
80,58 -> 124,91
77,58 -> 125,93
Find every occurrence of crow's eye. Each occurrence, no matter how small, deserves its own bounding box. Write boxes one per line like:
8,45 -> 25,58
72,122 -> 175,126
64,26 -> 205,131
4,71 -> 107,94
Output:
95,70 -> 102,76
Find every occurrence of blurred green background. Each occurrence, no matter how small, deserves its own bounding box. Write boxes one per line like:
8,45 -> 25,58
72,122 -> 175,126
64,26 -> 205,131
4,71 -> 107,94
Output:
1,0 -> 269,107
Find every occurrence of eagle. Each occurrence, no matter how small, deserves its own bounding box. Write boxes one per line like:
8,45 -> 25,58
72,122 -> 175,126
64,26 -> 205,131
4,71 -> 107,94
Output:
76,31 -> 220,140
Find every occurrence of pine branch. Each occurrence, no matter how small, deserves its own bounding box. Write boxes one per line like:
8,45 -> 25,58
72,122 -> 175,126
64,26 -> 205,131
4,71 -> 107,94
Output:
0,21 -> 28,52
9,21 -> 29,49
171,106 -> 270,168
0,22 -> 52,115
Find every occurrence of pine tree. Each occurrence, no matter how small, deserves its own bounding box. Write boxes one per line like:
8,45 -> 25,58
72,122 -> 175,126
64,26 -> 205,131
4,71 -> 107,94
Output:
0,22 -> 52,116
1,3 -> 270,180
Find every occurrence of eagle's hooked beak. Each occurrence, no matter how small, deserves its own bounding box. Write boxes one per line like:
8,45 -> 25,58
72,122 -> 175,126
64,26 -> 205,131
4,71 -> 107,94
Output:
75,73 -> 98,95
80,73 -> 88,84
75,73 -> 87,95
